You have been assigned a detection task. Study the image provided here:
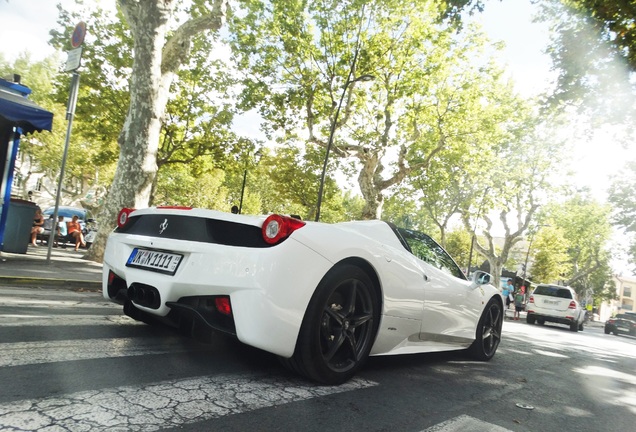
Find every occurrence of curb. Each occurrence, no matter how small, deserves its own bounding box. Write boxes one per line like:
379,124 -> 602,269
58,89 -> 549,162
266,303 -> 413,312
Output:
0,276 -> 101,291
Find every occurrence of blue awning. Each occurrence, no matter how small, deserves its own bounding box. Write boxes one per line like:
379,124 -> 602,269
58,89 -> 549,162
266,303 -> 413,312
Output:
0,87 -> 53,134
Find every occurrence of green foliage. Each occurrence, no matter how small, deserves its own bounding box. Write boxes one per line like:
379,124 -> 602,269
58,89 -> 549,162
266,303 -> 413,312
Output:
537,0 -> 636,122
382,191 -> 436,234
48,1 -> 244,207
0,54 -> 108,202
559,0 -> 636,72
608,160 -> 636,273
538,193 -> 614,296
608,160 -> 636,233
49,3 -> 132,166
227,0 -> 520,220
153,163 -> 229,209
530,226 -> 571,283
444,229 -> 472,270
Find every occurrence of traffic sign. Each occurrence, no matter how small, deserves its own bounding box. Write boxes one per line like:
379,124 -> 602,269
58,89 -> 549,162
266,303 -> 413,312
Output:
64,47 -> 83,72
71,22 -> 86,48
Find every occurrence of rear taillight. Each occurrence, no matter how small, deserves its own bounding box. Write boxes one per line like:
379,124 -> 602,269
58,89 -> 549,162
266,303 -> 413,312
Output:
528,295 -> 534,304
568,301 -> 577,309
262,214 -> 306,245
117,208 -> 135,228
215,296 -> 232,315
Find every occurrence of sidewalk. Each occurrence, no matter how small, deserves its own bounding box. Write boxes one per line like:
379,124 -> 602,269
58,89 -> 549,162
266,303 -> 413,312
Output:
0,243 -> 102,291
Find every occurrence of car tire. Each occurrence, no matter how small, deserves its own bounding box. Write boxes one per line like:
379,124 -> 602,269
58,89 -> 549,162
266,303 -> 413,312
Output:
537,319 -> 545,325
527,315 -> 535,325
467,297 -> 503,361
283,264 -> 380,385
570,322 -> 578,332
604,327 -> 610,334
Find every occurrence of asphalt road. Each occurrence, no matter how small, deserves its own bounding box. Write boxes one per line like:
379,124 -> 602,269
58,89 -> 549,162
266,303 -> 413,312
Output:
0,285 -> 634,432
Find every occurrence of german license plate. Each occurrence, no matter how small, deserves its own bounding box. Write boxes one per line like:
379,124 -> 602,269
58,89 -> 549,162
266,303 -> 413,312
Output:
544,300 -> 558,305
126,248 -> 182,275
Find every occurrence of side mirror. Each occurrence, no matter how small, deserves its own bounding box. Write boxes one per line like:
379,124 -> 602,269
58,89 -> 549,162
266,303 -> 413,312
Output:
472,271 -> 491,286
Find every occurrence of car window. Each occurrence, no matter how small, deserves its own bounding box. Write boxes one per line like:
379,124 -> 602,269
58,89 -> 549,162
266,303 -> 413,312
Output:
396,228 -> 465,280
43,207 -> 87,220
533,285 -> 572,299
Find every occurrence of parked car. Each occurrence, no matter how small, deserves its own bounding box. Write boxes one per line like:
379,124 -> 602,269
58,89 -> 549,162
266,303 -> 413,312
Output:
42,206 -> 98,247
526,284 -> 586,332
604,313 -> 636,336
103,207 -> 504,384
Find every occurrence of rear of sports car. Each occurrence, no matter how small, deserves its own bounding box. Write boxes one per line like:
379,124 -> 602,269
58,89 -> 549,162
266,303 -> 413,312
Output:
102,208 -> 333,358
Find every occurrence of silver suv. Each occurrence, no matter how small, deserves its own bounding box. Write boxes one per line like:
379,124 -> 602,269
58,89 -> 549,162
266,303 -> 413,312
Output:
526,284 -> 585,332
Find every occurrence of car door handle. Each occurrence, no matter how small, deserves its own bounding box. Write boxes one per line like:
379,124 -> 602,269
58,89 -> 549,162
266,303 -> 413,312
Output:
423,274 -> 429,282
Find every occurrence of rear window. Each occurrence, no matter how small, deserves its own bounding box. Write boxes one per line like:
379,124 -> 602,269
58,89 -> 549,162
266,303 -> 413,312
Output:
43,207 -> 88,220
533,285 -> 573,299
616,314 -> 635,320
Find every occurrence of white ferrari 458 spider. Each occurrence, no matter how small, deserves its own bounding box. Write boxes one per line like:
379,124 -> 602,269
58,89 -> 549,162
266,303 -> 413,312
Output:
103,207 -> 504,384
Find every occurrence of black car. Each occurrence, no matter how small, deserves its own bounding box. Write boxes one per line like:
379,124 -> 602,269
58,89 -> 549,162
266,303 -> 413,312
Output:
604,313 -> 636,336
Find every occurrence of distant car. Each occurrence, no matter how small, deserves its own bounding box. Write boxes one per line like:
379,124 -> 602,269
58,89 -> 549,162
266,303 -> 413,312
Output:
103,207 -> 504,384
526,284 -> 586,332
42,206 -> 98,247
604,313 -> 636,336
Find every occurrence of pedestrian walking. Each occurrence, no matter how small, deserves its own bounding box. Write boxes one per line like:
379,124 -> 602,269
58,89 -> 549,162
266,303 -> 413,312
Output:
513,286 -> 526,320
502,278 -> 514,310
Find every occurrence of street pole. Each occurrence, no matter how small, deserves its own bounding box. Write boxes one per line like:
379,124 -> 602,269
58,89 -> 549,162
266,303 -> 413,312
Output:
521,235 -> 534,285
238,168 -> 247,214
237,149 -> 262,215
47,22 -> 85,263
46,71 -> 80,263
315,73 -> 374,222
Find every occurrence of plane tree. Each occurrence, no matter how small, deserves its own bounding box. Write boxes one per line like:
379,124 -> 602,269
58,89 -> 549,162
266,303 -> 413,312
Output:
608,160 -> 636,273
47,0 -> 233,261
459,119 -> 566,288
0,54 -> 97,204
534,193 -> 615,301
228,0 -> 520,220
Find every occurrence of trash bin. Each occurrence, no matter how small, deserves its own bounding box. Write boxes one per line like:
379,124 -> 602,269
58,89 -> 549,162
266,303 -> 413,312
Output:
2,198 -> 37,254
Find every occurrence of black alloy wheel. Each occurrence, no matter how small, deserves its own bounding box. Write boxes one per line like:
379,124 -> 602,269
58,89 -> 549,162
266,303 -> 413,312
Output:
468,298 -> 503,361
284,264 -> 379,385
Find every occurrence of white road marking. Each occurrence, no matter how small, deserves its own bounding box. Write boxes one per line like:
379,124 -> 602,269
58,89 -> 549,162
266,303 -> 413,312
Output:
0,337 -> 192,367
422,415 -> 512,432
0,374 -> 377,431
0,297 -> 111,307
0,314 -> 138,326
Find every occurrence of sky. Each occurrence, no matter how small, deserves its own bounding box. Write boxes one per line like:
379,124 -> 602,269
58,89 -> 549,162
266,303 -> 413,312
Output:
1,0 -> 630,199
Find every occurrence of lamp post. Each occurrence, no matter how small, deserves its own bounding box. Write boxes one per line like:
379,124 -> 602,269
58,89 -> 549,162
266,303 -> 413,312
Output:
315,73 -> 374,222
465,187 -> 490,275
238,149 -> 262,214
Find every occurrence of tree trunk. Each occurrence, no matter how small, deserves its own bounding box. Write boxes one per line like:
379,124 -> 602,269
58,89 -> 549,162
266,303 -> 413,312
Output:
357,152 -> 384,220
85,0 -> 227,262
